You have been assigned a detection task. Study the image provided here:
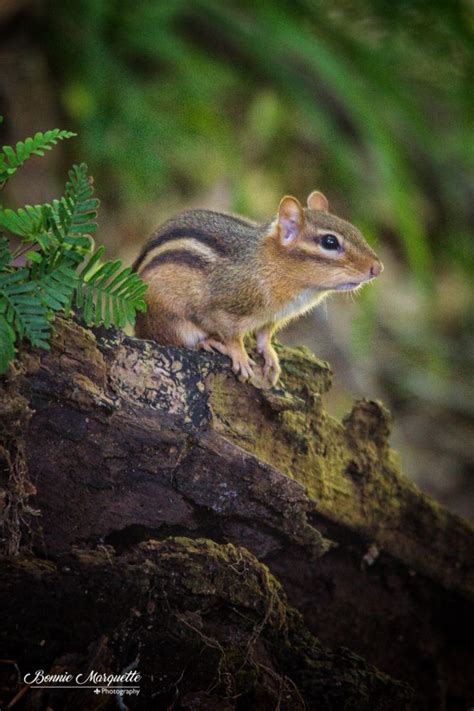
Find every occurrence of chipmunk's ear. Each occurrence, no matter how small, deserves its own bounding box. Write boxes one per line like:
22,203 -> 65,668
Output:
307,190 -> 329,212
278,196 -> 304,245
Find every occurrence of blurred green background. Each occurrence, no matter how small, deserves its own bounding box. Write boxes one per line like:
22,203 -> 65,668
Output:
1,0 -> 473,516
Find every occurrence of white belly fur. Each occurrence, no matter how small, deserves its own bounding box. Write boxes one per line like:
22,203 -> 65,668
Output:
272,289 -> 328,327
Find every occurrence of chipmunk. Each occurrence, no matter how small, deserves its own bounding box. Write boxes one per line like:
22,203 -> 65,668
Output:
133,191 -> 383,386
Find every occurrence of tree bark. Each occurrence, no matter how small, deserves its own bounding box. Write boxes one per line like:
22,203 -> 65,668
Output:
1,318 -> 473,710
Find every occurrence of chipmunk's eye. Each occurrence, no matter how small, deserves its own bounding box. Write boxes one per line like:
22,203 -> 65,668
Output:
320,234 -> 340,251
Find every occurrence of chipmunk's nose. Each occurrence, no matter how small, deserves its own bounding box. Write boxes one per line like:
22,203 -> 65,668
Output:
369,261 -> 383,278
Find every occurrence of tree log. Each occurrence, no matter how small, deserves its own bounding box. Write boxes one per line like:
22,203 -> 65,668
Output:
0,318 -> 473,709
1,539 -> 413,710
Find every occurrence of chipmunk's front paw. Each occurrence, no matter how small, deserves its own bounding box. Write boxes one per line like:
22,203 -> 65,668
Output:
198,338 -> 224,355
230,351 -> 255,381
199,338 -> 254,381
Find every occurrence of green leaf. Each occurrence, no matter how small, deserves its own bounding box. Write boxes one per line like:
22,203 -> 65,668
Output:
43,164 -> 99,254
0,129 -> 76,185
34,257 -> 79,313
26,250 -> 43,264
76,253 -> 147,328
0,127 -> 146,363
65,163 -> 100,233
79,244 -> 105,280
0,205 -> 45,238
0,269 -> 51,348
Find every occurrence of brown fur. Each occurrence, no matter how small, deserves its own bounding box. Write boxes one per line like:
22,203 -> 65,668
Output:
132,193 -> 383,385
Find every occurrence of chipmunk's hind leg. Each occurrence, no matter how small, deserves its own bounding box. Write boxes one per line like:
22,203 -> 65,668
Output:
135,306 -> 179,344
199,336 -> 255,380
135,303 -> 207,347
135,275 -> 208,347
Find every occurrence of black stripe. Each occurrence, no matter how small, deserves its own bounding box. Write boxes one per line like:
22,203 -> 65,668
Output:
133,227 -> 229,271
139,249 -> 210,275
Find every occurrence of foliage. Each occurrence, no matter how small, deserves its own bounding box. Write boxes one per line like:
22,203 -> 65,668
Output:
0,118 -> 76,188
41,0 -> 473,284
0,125 -> 147,374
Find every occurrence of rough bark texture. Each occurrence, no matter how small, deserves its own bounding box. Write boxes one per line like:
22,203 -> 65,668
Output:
1,318 -> 473,710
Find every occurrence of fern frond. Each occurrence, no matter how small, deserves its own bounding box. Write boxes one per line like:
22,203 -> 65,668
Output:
77,251 -> 147,328
0,165 -> 99,261
0,129 -> 76,185
34,256 -> 79,312
0,270 -> 51,348
0,314 -> 15,374
0,124 -> 147,373
43,164 -> 99,252
64,163 -> 100,235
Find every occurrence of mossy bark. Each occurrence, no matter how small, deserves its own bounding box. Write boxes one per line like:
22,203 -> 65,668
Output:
0,538 -> 412,710
0,318 -> 473,709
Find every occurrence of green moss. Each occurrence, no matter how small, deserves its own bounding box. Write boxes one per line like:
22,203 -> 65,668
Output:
208,344 -> 474,600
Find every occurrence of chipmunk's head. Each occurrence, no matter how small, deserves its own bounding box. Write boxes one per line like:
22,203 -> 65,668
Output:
275,190 -> 383,291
